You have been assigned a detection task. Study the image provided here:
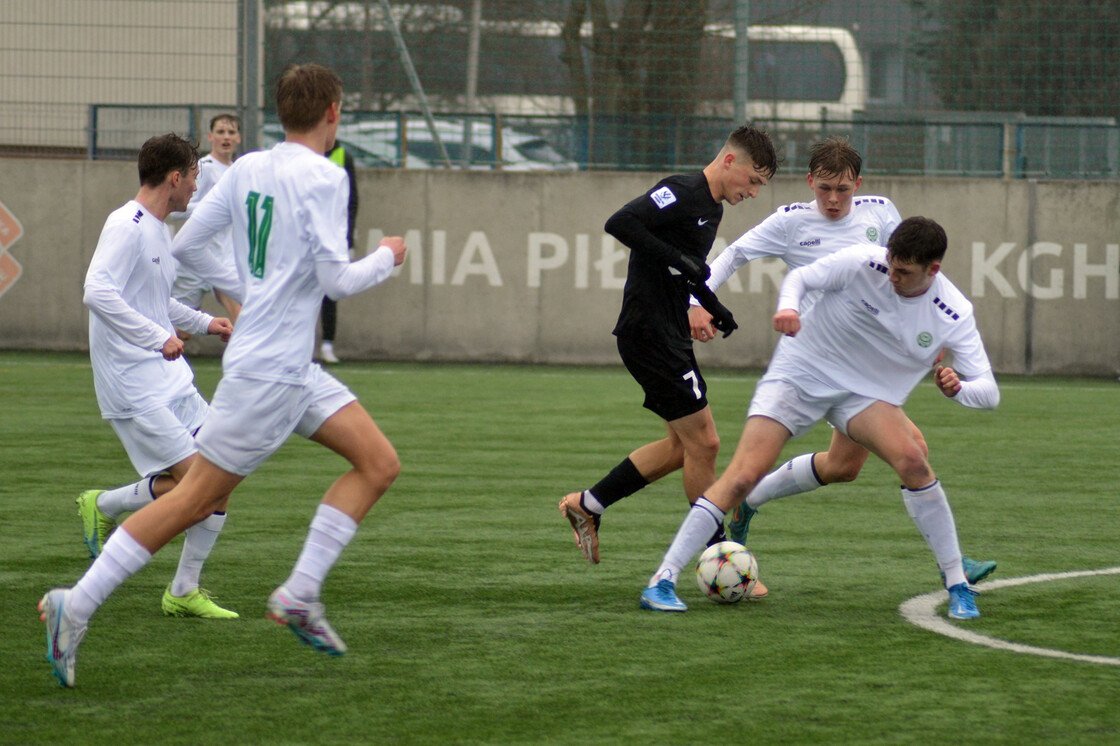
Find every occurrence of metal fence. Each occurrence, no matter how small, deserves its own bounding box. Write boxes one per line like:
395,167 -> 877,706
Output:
6,0 -> 1120,178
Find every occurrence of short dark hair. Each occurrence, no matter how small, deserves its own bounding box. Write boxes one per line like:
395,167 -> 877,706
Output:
887,217 -> 948,266
276,63 -> 343,133
137,133 -> 198,187
725,125 -> 780,179
210,113 -> 241,132
808,136 -> 861,179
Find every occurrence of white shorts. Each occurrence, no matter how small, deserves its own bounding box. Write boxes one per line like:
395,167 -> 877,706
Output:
195,364 -> 356,476
747,377 -> 876,439
107,391 -> 208,477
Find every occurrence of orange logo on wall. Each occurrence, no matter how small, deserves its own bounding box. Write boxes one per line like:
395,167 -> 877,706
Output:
0,199 -> 24,298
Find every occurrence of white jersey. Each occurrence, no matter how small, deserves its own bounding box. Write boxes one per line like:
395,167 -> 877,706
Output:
84,201 -> 213,418
173,155 -> 236,278
173,142 -> 354,384
769,244 -> 993,406
706,196 -> 901,305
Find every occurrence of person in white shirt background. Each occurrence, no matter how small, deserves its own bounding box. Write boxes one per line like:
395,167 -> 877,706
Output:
641,216 -> 999,621
170,113 -> 243,335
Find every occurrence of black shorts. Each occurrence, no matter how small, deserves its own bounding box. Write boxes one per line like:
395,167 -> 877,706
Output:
616,335 -> 708,421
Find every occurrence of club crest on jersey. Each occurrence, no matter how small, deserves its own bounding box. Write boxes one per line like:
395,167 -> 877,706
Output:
917,332 -> 933,348
650,187 -> 677,209
866,227 -> 879,242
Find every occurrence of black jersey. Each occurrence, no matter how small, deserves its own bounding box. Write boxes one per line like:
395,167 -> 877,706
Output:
605,172 -> 722,347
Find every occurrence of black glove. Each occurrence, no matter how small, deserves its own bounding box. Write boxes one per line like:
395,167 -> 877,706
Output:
672,253 -> 711,285
690,281 -> 738,338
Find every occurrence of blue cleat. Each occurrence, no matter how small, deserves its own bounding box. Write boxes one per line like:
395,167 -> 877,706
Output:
727,502 -> 757,546
962,557 -> 997,584
640,579 -> 687,612
947,582 -> 980,620
940,556 -> 997,587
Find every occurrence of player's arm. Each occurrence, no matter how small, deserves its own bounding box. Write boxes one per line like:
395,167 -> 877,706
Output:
689,246 -> 738,340
935,366 -> 999,409
168,297 -> 216,338
690,211 -> 791,339
935,315 -> 1000,409
308,172 -> 405,299
83,229 -> 172,352
773,247 -> 860,336
316,238 -> 404,300
604,190 -> 709,284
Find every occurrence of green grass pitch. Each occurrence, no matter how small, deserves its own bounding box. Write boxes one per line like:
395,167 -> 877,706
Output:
1,351 -> 1117,744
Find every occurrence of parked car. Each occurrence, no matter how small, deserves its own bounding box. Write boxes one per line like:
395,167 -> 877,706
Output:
336,118 -> 579,171
259,123 -> 434,168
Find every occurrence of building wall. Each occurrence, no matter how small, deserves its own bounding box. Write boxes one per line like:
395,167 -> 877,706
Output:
0,0 -> 238,150
0,157 -> 1116,376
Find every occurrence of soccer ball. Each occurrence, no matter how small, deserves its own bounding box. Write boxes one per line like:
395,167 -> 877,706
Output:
695,541 -> 759,603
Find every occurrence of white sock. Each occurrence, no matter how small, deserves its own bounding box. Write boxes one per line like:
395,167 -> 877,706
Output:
747,453 -> 823,509
68,529 -> 152,625
581,489 -> 605,515
901,481 -> 965,587
170,512 -> 227,597
647,497 -> 724,588
97,476 -> 158,519
284,504 -> 358,602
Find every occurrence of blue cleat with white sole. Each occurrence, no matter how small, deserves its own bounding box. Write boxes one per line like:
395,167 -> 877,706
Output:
640,579 -> 687,612
947,582 -> 980,620
38,588 -> 87,688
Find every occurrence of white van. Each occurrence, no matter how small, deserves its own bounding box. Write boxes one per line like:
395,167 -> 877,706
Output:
702,25 -> 867,123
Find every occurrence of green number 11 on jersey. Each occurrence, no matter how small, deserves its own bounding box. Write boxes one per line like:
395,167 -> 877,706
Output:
245,191 -> 274,279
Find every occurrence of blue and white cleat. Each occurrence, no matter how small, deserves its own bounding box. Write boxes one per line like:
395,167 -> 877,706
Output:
38,588 -> 87,688
941,556 -> 997,587
266,585 -> 347,656
946,582 -> 980,620
640,579 -> 687,612
728,503 -> 757,546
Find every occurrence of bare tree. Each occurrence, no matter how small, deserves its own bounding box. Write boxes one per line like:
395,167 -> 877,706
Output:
560,0 -> 708,168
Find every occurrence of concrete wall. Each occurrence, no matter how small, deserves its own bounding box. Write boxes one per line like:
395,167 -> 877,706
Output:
0,157 -> 1116,376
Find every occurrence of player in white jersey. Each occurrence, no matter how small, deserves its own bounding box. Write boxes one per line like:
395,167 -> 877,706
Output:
39,64 -> 407,688
689,137 -> 996,586
641,217 -> 999,620
170,113 -> 242,331
76,133 -> 238,620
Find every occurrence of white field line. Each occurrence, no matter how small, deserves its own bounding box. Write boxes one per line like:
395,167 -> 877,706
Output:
899,567 -> 1120,665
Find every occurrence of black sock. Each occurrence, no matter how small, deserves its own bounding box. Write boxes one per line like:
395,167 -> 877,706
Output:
589,457 -> 649,509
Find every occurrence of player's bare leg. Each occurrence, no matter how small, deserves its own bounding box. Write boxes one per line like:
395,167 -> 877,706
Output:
267,402 -> 399,655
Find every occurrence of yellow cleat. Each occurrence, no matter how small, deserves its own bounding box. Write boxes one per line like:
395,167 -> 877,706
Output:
161,585 -> 239,619
76,490 -> 115,558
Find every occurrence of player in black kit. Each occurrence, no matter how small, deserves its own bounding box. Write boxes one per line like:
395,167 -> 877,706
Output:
560,126 -> 778,588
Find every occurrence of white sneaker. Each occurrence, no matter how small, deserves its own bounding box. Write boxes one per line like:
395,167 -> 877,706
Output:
266,585 -> 347,655
319,342 -> 340,364
38,588 -> 87,687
